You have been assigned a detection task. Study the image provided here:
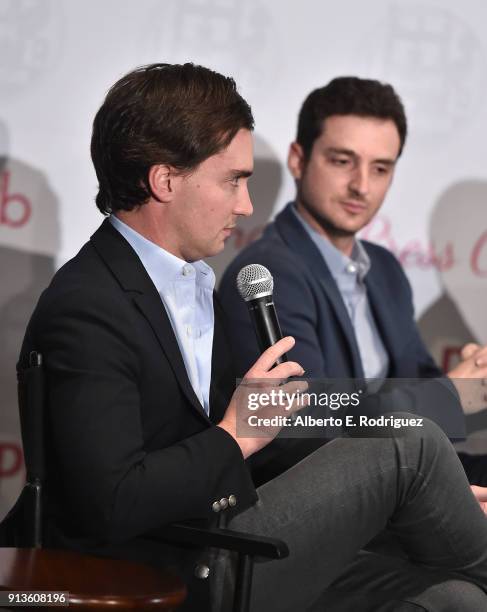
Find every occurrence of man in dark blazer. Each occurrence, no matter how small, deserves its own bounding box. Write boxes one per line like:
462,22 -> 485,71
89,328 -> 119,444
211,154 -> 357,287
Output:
17,62 -> 305,610
18,65 -> 487,612
219,76 -> 487,485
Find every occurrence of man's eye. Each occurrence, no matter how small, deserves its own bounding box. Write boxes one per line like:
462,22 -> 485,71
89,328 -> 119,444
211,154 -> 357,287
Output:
230,177 -> 240,186
331,158 -> 350,166
374,165 -> 389,175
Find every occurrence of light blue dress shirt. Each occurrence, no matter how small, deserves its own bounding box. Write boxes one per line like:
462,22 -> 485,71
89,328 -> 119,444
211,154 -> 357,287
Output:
292,205 -> 389,380
109,215 -> 215,415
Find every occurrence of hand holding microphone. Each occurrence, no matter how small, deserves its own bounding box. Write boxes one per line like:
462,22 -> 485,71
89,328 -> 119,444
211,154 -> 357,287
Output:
217,265 -> 307,458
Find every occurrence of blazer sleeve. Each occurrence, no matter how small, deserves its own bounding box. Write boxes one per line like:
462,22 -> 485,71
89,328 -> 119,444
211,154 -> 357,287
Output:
356,248 -> 465,438
27,285 -> 257,543
386,250 -> 443,378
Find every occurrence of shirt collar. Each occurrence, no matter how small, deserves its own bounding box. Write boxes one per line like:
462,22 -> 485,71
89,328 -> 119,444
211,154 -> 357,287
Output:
109,215 -> 215,293
292,203 -> 370,282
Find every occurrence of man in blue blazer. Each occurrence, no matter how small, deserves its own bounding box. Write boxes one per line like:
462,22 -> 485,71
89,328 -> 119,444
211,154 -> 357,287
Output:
219,76 -> 487,485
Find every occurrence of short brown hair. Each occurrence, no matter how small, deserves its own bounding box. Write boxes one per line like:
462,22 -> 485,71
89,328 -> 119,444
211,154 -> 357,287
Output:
91,63 -> 254,214
297,76 -> 407,158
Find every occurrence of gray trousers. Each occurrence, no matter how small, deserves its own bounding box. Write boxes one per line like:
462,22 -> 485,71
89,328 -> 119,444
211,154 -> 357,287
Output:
213,418 -> 487,612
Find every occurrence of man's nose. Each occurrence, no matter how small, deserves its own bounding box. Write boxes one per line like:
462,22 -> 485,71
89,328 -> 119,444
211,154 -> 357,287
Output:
235,185 -> 253,217
349,165 -> 369,197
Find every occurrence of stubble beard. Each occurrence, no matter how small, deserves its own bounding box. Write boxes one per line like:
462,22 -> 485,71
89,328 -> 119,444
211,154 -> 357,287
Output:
298,196 -> 360,240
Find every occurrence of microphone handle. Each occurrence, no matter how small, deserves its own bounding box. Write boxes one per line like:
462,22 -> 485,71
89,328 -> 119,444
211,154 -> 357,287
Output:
247,295 -> 288,364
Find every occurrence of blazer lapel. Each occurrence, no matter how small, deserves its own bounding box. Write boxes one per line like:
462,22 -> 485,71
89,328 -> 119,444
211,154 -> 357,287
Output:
275,204 -> 364,378
133,293 -> 210,421
208,294 -> 237,424
90,219 -> 210,422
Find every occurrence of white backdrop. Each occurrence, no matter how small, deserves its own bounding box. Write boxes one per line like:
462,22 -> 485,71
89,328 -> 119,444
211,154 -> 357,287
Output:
1,0 -> 486,518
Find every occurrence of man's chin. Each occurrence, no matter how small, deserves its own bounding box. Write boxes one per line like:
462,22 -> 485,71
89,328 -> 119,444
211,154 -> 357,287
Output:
338,216 -> 372,236
206,241 -> 226,259
329,224 -> 362,239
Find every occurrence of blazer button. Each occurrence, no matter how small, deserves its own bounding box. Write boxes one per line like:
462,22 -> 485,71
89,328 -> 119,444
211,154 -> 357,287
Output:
194,564 -> 210,579
219,497 -> 229,510
212,500 -> 221,513
228,494 -> 237,507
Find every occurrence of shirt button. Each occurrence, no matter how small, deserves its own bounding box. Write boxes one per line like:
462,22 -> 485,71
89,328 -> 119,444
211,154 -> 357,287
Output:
182,265 -> 193,276
194,564 -> 210,579
186,325 -> 192,337
346,262 -> 358,274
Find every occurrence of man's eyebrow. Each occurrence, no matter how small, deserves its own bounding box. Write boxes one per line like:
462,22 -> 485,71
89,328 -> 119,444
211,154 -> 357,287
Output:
325,147 -> 396,165
229,169 -> 253,178
373,158 -> 396,166
326,147 -> 356,157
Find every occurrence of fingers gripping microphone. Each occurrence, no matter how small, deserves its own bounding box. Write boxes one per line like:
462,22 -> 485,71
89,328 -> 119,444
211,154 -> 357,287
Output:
236,264 -> 288,364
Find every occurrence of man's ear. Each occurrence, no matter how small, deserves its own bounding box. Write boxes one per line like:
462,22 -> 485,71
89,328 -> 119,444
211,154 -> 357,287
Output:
147,164 -> 175,203
287,142 -> 305,180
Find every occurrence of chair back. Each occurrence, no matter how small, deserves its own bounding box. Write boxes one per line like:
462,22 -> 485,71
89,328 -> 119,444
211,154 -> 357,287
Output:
0,351 -> 45,547
0,350 -> 287,612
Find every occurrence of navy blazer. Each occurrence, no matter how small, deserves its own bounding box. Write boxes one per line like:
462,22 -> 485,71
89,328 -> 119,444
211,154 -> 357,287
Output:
219,203 -> 442,379
18,219 -> 257,610
219,203 -> 465,439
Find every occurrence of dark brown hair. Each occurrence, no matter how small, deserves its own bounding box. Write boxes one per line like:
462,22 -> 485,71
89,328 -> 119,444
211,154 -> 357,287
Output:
297,76 -> 407,158
91,63 -> 254,214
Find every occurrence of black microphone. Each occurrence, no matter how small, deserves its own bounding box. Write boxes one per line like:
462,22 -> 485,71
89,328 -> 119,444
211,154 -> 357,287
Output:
236,264 -> 288,364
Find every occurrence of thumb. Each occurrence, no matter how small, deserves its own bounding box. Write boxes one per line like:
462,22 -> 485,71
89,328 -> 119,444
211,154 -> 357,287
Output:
461,343 -> 481,361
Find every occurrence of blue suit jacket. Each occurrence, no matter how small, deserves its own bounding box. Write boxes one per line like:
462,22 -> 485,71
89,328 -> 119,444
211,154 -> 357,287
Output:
219,203 -> 465,442
219,203 -> 442,379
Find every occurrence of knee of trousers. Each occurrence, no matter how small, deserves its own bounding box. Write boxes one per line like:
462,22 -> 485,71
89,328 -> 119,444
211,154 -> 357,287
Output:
404,579 -> 487,612
383,413 -> 455,468
387,413 -> 448,445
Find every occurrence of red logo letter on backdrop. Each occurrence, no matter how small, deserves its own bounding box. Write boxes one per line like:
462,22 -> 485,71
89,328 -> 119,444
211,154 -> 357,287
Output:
471,230 -> 487,277
0,442 -> 23,478
0,171 -> 31,228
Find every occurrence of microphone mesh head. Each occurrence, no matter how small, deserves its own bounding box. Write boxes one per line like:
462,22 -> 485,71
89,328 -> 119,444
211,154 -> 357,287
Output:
236,264 -> 274,301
